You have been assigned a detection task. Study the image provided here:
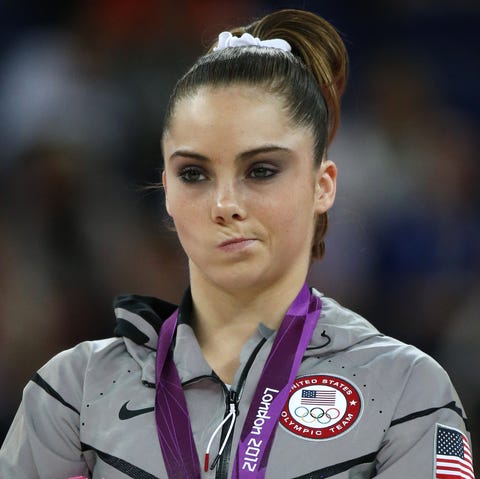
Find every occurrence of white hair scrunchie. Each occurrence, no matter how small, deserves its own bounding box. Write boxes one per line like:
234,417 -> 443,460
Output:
213,31 -> 291,52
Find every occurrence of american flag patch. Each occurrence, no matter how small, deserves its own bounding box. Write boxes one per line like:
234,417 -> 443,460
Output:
300,389 -> 336,406
435,424 -> 475,479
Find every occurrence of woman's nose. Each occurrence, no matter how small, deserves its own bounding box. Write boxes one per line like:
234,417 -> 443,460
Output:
210,182 -> 247,225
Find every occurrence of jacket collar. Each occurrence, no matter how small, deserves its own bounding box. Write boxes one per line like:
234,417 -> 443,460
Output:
112,288 -> 382,382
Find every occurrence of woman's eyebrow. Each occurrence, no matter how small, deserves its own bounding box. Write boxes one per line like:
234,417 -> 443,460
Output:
169,145 -> 291,163
236,145 -> 291,161
169,150 -> 208,162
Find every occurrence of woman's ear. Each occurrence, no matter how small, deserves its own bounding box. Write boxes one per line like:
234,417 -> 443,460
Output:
314,159 -> 337,214
162,170 -> 171,216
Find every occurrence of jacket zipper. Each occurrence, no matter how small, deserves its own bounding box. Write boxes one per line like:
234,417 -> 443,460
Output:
214,337 -> 267,479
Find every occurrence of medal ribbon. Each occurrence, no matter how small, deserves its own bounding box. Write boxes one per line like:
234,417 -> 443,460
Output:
155,283 -> 321,478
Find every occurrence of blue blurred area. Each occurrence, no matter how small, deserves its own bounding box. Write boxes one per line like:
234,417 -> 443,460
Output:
0,0 -> 478,463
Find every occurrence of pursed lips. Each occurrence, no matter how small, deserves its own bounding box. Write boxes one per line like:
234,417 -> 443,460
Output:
218,237 -> 257,252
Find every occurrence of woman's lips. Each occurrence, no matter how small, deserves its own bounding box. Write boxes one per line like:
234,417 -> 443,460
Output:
218,238 -> 257,252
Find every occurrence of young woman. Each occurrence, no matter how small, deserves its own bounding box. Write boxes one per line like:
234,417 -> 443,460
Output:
0,9 -> 475,479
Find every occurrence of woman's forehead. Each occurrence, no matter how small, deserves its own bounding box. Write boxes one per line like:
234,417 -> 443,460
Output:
165,84 -> 306,140
161,84 -> 319,170
176,84 -> 282,113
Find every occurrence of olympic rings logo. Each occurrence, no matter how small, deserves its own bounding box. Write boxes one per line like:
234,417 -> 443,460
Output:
293,406 -> 340,425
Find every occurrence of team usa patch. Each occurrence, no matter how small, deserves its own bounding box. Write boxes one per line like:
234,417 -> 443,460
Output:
281,374 -> 362,440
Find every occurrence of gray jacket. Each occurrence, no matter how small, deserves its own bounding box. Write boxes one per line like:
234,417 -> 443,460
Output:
0,289 -> 474,478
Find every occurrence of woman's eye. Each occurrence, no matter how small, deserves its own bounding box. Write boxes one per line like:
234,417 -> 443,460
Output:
248,166 -> 277,179
179,167 -> 207,183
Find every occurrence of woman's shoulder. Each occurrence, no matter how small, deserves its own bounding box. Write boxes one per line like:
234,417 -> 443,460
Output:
38,337 -> 125,377
29,338 -> 126,401
310,292 -> 465,425
313,291 -> 452,380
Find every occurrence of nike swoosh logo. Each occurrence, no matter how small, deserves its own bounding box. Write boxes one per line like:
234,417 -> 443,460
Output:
119,401 -> 155,420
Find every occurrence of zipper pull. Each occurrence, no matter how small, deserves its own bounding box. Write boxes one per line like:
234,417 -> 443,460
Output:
229,389 -> 238,414
204,389 -> 238,471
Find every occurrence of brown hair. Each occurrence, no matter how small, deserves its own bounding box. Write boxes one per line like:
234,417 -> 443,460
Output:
163,9 -> 348,259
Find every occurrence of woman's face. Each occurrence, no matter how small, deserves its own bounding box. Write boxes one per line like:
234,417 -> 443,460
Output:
162,85 -> 336,294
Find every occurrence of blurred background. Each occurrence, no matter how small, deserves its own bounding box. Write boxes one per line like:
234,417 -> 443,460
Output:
0,0 -> 478,466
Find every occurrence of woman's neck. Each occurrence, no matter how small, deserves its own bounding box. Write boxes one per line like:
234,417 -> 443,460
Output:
188,270 -> 306,383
